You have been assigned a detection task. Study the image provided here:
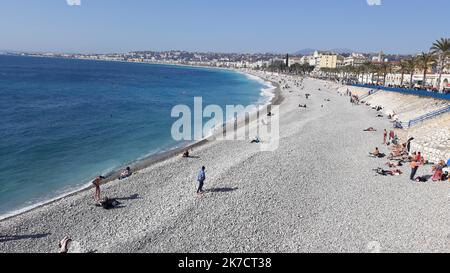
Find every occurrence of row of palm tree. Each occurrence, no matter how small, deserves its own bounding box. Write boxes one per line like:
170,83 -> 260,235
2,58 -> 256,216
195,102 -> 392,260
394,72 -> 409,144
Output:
319,38 -> 449,91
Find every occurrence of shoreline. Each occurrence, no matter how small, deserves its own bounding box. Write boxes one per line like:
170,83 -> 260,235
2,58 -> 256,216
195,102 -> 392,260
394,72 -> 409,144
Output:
0,69 -> 282,222
1,75 -> 449,253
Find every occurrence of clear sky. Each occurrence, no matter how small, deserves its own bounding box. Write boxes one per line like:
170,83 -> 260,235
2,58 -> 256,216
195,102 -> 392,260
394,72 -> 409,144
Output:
0,0 -> 449,54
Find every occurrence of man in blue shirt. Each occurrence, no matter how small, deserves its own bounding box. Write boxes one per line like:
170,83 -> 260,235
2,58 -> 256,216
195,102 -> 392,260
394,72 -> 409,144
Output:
197,166 -> 206,195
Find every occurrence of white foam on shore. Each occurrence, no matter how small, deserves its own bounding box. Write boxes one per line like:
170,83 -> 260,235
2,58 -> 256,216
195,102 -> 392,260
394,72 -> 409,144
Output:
0,69 -> 276,222
0,165 -> 118,221
240,72 -> 276,106
0,182 -> 92,221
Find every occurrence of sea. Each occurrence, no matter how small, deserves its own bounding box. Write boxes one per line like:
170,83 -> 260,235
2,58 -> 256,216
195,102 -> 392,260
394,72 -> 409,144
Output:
0,55 -> 273,218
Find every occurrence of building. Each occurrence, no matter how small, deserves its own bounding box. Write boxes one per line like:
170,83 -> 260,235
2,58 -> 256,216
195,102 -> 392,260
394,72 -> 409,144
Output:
372,50 -> 388,63
288,56 -> 303,67
336,55 -> 345,68
344,53 -> 367,66
318,53 -> 338,69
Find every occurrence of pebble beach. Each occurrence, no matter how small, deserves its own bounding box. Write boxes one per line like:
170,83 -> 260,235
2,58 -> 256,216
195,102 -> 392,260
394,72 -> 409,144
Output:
1,74 -> 449,253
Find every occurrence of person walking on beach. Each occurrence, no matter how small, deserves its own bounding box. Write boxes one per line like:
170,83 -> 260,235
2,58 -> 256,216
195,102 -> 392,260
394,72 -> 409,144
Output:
197,166 -> 206,195
92,176 -> 105,202
410,160 -> 419,181
383,129 -> 387,144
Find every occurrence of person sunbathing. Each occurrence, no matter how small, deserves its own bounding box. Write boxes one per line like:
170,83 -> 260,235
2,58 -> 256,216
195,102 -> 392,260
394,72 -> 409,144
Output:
390,145 -> 407,156
119,167 -> 132,180
385,161 -> 403,168
415,176 -> 429,182
370,147 -> 380,157
364,127 -> 377,132
390,150 -> 405,158
98,197 -> 121,210
374,168 -> 402,176
442,171 -> 449,181
389,169 -> 403,176
250,136 -> 261,144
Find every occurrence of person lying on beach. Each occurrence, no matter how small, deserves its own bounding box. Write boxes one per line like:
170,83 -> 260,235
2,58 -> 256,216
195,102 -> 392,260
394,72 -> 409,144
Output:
364,127 -> 377,132
299,104 -> 307,108
250,136 -> 261,144
92,176 -> 105,202
97,197 -> 121,210
389,150 -> 408,159
415,176 -> 429,182
59,236 -> 72,254
442,171 -> 449,181
374,168 -> 402,176
119,167 -> 132,180
385,161 -> 403,168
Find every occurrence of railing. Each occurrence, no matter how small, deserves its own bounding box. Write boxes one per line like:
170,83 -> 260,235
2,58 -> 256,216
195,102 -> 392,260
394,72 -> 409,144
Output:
359,89 -> 380,100
407,105 -> 450,128
349,84 -> 450,101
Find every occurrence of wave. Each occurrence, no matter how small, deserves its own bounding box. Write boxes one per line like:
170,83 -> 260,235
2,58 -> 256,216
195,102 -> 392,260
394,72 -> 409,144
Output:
238,71 -> 276,106
0,67 -> 275,221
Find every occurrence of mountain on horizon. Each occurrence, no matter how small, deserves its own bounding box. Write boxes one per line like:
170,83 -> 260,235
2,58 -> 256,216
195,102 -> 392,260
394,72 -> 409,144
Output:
293,48 -> 355,56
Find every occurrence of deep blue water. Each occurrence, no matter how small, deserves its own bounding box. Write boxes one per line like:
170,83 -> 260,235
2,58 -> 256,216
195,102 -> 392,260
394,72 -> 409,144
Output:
0,55 -> 268,217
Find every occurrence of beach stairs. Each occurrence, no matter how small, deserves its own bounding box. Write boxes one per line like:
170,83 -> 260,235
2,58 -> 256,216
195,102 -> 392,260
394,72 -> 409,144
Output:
406,112 -> 450,164
406,105 -> 450,128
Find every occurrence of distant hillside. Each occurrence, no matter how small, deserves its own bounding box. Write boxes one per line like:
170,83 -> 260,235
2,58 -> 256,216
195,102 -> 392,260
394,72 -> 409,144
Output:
292,48 -> 316,56
293,48 -> 355,56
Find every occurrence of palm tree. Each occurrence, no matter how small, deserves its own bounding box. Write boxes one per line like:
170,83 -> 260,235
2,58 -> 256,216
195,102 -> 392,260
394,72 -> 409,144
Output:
430,38 -> 450,91
405,57 -> 417,88
397,60 -> 409,87
377,63 -> 391,85
355,65 -> 365,83
416,52 -> 436,89
362,62 -> 373,84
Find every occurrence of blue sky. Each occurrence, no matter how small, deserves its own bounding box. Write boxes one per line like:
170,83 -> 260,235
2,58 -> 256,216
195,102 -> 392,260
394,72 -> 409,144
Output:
0,0 -> 449,54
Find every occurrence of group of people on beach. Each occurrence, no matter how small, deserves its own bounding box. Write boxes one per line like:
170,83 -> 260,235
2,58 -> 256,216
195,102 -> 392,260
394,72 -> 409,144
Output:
92,166 -> 133,204
346,89 -> 361,105
344,89 -> 449,182
368,128 -> 449,182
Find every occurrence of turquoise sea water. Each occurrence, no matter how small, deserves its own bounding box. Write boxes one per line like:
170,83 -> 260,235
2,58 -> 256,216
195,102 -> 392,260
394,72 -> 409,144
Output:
0,55 -> 270,218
